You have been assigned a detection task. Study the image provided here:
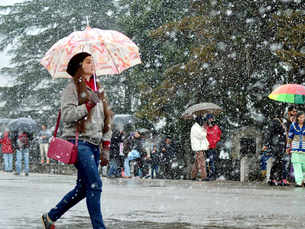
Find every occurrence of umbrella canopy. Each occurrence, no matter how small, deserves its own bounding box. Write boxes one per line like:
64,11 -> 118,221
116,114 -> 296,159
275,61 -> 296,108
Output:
0,118 -> 14,133
113,114 -> 137,131
268,84 -> 305,104
182,103 -> 222,119
137,128 -> 150,134
40,26 -> 142,78
7,118 -> 38,134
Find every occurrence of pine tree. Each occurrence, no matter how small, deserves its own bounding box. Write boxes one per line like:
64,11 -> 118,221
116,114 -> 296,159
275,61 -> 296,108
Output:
142,0 -> 304,131
0,0 -> 117,125
129,0 -> 305,171
271,10 -> 305,82
116,0 -> 190,126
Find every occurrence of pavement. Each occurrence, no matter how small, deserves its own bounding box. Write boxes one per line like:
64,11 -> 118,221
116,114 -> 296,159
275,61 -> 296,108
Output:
0,171 -> 305,229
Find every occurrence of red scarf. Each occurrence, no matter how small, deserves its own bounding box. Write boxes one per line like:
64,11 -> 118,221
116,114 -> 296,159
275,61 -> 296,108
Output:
86,76 -> 97,91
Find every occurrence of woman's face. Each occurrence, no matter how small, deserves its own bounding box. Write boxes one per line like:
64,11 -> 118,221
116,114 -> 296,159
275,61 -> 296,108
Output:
298,114 -> 305,124
134,132 -> 140,138
81,56 -> 94,76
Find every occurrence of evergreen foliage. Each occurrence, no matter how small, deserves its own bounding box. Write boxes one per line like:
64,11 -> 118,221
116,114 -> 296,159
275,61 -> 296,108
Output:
0,0 -> 303,155
0,0 -> 117,125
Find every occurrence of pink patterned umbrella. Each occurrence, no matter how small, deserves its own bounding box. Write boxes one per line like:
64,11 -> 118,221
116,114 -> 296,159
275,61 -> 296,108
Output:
40,27 -> 141,78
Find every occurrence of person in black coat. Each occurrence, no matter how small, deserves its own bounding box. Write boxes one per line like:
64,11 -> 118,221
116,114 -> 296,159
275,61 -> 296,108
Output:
263,115 -> 288,186
159,137 -> 176,179
108,130 -> 124,177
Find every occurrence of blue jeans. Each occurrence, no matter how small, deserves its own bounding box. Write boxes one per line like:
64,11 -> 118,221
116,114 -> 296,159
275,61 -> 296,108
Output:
15,148 -> 29,174
3,153 -> 13,171
124,150 -> 140,177
48,141 -> 106,229
282,154 -> 291,180
260,150 -> 272,171
107,159 -> 118,177
151,164 -> 159,179
207,149 -> 216,178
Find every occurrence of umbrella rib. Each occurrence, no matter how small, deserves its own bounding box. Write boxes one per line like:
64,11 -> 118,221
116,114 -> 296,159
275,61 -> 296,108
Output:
83,28 -> 121,74
102,44 -> 121,74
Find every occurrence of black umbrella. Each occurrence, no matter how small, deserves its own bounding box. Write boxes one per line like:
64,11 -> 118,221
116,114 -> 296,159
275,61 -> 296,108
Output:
7,118 -> 38,134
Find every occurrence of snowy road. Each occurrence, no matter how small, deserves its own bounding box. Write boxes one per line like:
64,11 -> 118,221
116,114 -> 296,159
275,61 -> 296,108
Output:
0,172 -> 305,229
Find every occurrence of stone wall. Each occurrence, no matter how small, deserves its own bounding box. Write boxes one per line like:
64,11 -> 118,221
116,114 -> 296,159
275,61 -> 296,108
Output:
230,126 -> 263,159
230,126 -> 263,182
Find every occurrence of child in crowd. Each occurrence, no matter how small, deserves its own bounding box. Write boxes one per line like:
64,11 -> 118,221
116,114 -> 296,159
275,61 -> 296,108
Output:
150,145 -> 160,179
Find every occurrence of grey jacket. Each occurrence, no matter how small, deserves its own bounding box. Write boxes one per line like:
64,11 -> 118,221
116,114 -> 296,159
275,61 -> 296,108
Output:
61,81 -> 112,145
39,130 -> 51,144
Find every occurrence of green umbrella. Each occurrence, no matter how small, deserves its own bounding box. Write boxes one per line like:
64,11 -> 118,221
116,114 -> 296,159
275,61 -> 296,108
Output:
268,84 -> 305,104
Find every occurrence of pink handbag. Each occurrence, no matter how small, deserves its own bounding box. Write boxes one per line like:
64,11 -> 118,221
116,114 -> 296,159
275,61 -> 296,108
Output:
47,111 -> 79,164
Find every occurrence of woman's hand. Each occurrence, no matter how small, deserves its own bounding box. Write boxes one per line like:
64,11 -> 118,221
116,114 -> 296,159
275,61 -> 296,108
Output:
100,141 -> 110,167
86,92 -> 100,111
89,92 -> 100,105
95,90 -> 106,102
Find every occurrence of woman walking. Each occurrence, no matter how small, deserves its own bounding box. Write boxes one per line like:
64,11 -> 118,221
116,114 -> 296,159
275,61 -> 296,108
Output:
287,112 -> 305,187
41,52 -> 111,229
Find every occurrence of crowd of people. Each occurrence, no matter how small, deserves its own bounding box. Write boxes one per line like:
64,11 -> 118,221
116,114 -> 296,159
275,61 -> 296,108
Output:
262,105 -> 305,187
0,124 -> 52,176
0,130 -> 32,175
0,113 -> 224,181
3,106 -> 305,188
104,113 -> 222,181
106,129 -> 179,180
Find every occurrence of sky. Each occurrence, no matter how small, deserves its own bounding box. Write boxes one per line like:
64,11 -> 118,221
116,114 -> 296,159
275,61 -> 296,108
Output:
0,0 -> 25,86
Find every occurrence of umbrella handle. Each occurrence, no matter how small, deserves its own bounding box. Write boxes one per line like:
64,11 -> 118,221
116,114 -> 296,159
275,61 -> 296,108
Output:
86,16 -> 90,27
93,74 -> 97,91
92,56 -> 97,92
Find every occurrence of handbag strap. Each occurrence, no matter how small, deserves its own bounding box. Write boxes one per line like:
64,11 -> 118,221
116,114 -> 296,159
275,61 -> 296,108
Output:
54,111 -> 79,147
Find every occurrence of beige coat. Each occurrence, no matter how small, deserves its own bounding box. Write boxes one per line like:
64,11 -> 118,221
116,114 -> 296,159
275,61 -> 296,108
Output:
61,81 -> 111,145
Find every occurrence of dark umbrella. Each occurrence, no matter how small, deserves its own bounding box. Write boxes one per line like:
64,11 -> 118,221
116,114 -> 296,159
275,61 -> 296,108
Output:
182,103 -> 222,119
113,114 -> 137,131
7,118 -> 38,134
0,118 -> 14,133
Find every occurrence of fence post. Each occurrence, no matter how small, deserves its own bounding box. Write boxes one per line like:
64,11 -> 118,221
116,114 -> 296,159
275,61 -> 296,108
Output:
240,156 -> 249,182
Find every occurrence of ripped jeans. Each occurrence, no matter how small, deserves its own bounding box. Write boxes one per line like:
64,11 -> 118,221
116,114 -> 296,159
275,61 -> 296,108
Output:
48,141 -> 106,229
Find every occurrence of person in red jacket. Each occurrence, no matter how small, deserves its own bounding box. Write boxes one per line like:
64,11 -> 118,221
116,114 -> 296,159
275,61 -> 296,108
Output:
0,131 -> 14,172
206,114 -> 222,180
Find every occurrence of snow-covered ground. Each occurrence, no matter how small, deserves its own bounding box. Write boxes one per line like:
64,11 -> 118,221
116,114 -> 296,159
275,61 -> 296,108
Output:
1,172 -> 305,228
